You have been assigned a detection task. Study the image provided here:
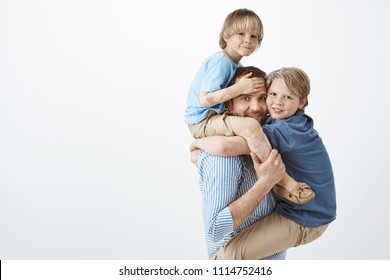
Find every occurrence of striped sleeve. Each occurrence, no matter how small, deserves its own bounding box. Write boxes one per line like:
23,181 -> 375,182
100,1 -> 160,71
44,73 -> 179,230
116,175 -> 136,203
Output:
198,151 -> 243,242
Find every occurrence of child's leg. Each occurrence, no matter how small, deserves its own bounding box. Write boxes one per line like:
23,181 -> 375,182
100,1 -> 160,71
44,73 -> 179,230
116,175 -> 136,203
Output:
273,177 -> 315,204
226,116 -> 271,162
213,212 -> 328,260
227,116 -> 315,204
188,111 -> 235,139
213,212 -> 301,260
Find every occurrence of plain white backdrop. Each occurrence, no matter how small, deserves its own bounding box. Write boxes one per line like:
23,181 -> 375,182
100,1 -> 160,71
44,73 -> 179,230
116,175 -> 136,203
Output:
1,0 -> 389,260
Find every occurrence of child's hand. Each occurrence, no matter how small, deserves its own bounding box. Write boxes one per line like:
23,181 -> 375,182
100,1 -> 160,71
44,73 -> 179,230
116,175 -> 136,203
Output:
236,72 -> 265,94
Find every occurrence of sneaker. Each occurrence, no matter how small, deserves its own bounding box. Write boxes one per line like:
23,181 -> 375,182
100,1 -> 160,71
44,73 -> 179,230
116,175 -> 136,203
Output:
273,183 -> 315,204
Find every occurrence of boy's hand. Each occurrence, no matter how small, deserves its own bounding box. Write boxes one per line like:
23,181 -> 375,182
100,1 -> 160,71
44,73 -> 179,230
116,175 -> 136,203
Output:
235,72 -> 265,94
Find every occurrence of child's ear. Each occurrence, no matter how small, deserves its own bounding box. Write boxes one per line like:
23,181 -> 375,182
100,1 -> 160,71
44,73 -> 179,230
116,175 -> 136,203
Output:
299,97 -> 308,109
223,36 -> 231,44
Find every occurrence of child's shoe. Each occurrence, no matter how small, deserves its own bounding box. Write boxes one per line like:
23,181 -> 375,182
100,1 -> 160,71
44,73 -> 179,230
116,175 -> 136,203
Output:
273,183 -> 315,204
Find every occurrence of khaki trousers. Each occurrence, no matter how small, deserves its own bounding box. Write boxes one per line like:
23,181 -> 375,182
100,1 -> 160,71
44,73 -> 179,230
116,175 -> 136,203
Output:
188,111 -> 235,139
212,212 -> 329,260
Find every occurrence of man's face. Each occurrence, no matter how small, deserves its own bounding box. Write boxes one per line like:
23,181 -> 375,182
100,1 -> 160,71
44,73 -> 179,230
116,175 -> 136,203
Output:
227,77 -> 268,123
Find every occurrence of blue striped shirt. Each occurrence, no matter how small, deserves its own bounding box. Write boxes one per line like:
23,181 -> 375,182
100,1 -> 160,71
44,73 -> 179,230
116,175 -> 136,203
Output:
198,151 -> 287,259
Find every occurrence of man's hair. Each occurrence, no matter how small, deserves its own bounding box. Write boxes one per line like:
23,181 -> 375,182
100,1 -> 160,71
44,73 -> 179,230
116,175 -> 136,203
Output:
219,8 -> 263,49
266,67 -> 310,109
230,66 -> 267,85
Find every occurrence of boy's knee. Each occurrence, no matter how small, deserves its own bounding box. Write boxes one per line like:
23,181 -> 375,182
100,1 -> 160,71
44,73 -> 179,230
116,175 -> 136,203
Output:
241,117 -> 262,137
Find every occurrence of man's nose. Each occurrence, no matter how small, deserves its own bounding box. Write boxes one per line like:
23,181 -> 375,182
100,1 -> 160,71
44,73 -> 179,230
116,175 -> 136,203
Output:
250,100 -> 261,111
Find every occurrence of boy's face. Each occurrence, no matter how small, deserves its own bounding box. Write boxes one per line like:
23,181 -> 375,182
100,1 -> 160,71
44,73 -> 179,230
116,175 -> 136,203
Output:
224,32 -> 259,62
227,77 -> 267,123
266,78 -> 304,120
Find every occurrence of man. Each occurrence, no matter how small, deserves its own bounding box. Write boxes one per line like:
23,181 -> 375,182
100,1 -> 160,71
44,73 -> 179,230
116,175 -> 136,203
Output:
191,66 -> 287,259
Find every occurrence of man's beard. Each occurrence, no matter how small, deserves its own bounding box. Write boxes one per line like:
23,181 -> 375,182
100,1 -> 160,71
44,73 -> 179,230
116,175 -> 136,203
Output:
245,110 -> 265,124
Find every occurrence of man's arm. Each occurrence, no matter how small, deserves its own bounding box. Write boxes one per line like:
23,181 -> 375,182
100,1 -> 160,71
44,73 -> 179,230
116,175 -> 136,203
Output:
198,149 -> 284,241
198,152 -> 242,241
229,150 -> 285,229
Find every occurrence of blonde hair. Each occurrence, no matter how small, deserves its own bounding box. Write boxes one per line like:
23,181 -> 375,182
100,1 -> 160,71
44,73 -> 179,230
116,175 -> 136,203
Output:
219,8 -> 263,49
266,67 -> 311,109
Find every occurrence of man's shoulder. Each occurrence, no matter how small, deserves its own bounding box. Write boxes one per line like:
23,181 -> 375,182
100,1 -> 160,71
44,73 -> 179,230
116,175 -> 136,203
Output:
197,151 -> 255,176
198,151 -> 249,183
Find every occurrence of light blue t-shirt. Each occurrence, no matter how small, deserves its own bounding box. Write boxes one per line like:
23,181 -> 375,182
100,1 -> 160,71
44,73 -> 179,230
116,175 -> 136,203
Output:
198,151 -> 287,259
184,51 -> 242,124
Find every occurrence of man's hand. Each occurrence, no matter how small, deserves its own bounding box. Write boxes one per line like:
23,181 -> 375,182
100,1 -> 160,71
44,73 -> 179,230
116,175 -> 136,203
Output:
190,149 -> 200,167
251,149 -> 285,190
189,140 -> 198,152
229,149 -> 285,229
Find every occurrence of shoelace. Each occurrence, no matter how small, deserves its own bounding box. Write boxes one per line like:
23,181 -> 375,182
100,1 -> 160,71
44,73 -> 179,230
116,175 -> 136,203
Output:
296,185 -> 311,198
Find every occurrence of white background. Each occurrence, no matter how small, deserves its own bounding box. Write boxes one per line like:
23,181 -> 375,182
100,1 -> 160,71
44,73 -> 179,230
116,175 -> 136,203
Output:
1,0 -> 389,260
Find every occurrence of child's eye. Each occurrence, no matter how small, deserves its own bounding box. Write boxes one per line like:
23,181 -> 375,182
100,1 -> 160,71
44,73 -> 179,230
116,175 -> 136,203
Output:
237,32 -> 245,36
251,34 -> 259,39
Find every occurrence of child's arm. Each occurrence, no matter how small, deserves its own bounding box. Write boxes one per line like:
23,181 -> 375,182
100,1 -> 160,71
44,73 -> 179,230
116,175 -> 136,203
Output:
190,136 -> 250,156
199,73 -> 264,107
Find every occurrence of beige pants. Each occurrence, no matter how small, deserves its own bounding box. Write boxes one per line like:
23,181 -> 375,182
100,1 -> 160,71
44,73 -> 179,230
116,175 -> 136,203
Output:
188,111 -> 235,139
212,212 -> 329,260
